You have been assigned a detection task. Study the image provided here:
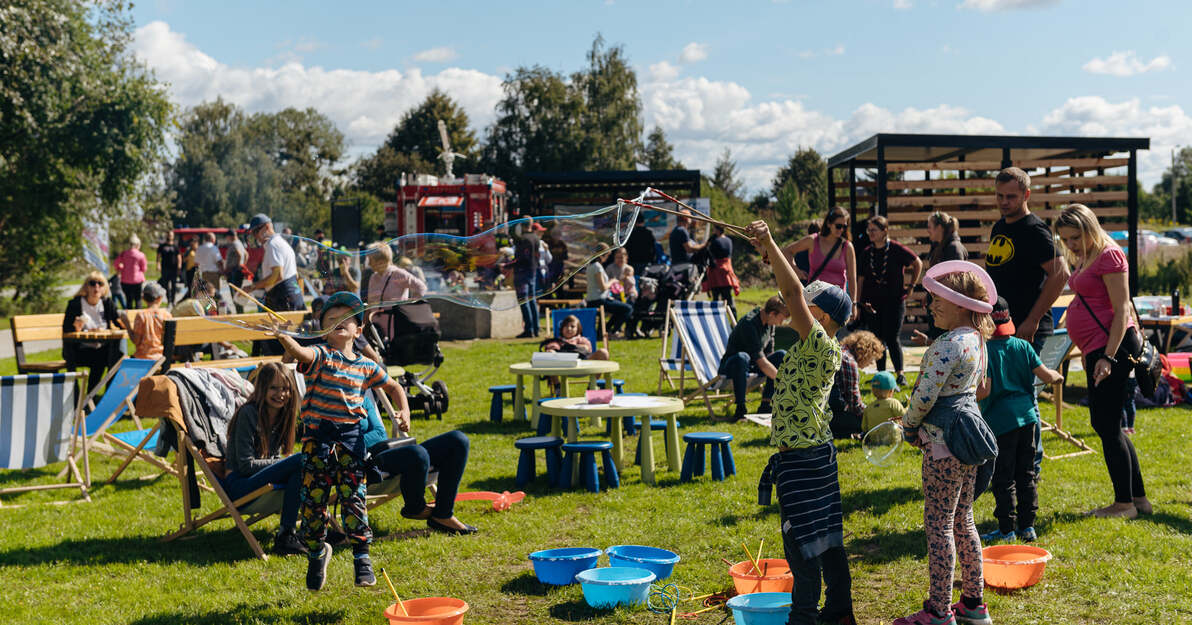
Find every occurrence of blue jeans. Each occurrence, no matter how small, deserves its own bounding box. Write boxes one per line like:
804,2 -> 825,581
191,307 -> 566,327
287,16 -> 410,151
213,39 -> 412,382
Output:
515,276 -> 539,335
370,431 -> 470,520
587,298 -> 633,334
718,350 -> 786,414
222,453 -> 304,531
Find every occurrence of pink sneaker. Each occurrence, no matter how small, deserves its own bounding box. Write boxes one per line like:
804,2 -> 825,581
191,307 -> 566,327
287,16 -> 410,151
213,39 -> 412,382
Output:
893,600 -> 956,625
950,600 -> 992,625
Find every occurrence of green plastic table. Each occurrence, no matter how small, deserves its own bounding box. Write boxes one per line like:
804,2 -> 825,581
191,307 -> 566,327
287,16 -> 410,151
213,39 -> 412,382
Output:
539,395 -> 684,486
508,360 -> 620,429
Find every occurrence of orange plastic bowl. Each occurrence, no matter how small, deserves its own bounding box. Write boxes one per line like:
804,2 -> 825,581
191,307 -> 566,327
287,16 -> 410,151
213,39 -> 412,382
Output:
383,597 -> 470,625
728,559 -> 794,594
982,545 -> 1052,589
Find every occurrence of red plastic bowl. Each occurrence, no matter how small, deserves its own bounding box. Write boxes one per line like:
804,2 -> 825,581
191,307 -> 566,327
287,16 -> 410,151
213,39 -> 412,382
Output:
383,597 -> 469,625
728,559 -> 794,594
982,545 -> 1052,589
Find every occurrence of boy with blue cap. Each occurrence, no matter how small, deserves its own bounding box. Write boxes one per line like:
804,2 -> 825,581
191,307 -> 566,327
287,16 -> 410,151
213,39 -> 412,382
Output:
862,371 -> 906,435
270,291 -> 412,591
748,220 -> 857,625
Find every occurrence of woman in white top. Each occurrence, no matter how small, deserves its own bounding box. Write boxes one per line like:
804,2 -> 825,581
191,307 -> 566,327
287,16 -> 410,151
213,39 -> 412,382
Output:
584,245 -> 633,336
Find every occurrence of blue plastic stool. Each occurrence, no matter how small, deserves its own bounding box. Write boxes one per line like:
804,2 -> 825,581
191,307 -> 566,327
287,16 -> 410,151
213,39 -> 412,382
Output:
634,419 -> 682,465
488,384 -> 522,422
535,397 -> 571,436
680,432 -> 736,482
514,436 -> 564,487
559,441 -> 620,492
602,393 -> 648,436
595,378 -> 627,394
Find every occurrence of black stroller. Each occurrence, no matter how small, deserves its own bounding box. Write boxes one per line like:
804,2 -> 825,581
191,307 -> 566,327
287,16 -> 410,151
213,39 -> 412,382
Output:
365,301 -> 450,420
633,262 -> 702,337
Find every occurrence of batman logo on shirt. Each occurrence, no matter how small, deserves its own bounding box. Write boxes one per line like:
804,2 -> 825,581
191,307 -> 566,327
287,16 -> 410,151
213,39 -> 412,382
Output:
985,235 -> 1015,267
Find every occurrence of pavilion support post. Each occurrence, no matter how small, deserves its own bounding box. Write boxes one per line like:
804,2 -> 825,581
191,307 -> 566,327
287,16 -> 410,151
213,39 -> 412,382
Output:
959,154 -> 966,197
876,145 -> 888,217
848,163 -> 857,219
1001,148 -> 1012,170
828,166 -> 837,208
1128,149 -> 1139,296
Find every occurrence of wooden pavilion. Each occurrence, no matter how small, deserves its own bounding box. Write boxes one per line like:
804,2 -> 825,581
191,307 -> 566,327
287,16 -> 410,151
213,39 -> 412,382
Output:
826,133 -> 1149,294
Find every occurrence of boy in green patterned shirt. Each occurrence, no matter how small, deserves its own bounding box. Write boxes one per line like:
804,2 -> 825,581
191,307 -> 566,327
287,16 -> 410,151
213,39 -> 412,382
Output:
747,220 -> 856,625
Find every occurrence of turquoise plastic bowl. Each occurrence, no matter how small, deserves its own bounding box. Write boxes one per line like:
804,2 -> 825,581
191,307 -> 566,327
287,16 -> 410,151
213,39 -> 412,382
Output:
528,548 -> 601,585
575,566 -> 656,608
727,592 -> 791,625
605,545 -> 680,580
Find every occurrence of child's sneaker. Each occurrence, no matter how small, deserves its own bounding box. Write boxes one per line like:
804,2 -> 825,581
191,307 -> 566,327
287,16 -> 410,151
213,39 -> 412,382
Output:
950,600 -> 993,625
980,528 -> 1015,542
354,554 -> 376,587
1018,526 -> 1037,542
306,542 -> 332,591
893,601 -> 956,625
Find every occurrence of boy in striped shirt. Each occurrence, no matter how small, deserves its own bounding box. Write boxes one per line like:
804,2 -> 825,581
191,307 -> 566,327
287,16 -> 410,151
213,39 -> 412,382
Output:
272,291 -> 412,591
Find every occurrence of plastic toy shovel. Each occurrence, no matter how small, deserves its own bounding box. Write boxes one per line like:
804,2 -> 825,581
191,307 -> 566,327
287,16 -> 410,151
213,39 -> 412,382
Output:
452,491 -> 526,511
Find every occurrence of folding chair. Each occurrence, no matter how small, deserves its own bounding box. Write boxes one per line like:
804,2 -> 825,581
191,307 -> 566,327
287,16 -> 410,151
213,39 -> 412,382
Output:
1033,330 -> 1095,459
72,357 -> 174,484
0,372 -> 89,506
546,307 -> 609,396
656,300 -> 753,418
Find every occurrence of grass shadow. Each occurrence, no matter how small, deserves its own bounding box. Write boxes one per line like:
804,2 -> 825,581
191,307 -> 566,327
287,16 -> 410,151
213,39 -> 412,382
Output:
500,571 -> 552,597
128,603 -> 344,625
0,533 -> 270,567
842,485 -> 921,517
456,420 -> 532,435
1138,511 -> 1192,534
547,598 -> 606,622
848,527 -> 926,564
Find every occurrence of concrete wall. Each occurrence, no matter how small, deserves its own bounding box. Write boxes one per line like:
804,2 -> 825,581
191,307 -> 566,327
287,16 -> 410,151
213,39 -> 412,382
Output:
430,289 -> 523,339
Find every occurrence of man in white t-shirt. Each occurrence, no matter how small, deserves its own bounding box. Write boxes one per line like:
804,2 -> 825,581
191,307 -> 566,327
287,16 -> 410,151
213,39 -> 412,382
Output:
196,232 -> 224,290
247,213 -> 303,312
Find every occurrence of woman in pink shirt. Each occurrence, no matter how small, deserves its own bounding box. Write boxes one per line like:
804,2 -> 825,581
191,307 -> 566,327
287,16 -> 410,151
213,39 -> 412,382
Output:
115,234 -> 149,309
364,242 -> 428,338
782,206 -> 857,322
1055,203 -> 1149,519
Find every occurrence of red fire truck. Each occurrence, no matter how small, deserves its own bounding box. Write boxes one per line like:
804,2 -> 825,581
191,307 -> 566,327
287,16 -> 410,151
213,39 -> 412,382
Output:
386,172 -> 509,238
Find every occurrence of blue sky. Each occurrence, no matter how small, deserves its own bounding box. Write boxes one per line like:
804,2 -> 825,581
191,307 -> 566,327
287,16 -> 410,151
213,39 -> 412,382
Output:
131,0 -> 1192,191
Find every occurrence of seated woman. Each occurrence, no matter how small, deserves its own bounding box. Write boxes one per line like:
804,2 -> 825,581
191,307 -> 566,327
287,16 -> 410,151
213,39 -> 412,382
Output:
123,282 -> 172,359
827,330 -> 885,438
63,271 -> 124,392
223,363 -> 306,556
359,391 -> 477,535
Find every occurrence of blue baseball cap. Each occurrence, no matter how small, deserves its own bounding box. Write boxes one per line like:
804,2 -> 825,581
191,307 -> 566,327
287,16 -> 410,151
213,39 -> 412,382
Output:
248,213 -> 271,230
871,371 -> 898,391
321,291 -> 364,326
804,280 -> 853,328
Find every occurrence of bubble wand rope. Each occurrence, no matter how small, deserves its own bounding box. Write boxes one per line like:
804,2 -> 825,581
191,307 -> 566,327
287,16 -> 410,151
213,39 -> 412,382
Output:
618,197 -> 750,238
227,283 -> 290,324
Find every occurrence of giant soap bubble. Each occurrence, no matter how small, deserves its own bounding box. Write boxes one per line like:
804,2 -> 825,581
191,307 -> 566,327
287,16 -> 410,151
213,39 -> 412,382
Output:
861,421 -> 904,467
186,195 -> 651,337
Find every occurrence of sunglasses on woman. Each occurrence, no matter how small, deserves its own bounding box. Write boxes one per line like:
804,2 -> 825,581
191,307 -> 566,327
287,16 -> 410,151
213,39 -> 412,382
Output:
832,222 -> 848,231
87,280 -> 105,287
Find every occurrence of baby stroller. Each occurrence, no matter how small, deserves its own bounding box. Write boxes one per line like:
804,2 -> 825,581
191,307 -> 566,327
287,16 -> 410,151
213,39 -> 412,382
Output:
365,301 -> 450,420
634,262 -> 701,337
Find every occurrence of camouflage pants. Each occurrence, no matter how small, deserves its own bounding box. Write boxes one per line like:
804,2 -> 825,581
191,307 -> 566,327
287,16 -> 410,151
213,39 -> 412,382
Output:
299,438 -> 371,553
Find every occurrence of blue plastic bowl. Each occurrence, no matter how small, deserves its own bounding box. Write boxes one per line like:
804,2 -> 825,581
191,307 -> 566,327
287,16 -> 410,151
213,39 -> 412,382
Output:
575,566 -> 656,609
605,545 -> 681,580
726,592 -> 791,625
528,548 -> 601,585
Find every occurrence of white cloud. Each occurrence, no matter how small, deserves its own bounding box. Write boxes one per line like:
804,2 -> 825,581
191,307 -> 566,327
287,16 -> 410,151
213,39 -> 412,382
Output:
893,0 -> 912,8
959,0 -> 1059,10
679,42 -> 708,64
132,22 -> 501,154
412,46 -> 458,63
648,61 -> 680,82
1082,51 -> 1172,77
796,44 -> 845,59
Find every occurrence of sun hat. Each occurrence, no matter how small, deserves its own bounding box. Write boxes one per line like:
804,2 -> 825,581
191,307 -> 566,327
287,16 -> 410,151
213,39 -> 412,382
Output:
804,280 -> 853,328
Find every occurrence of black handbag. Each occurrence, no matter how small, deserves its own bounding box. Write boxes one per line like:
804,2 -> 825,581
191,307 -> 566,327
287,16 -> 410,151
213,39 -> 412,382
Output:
1076,294 -> 1162,397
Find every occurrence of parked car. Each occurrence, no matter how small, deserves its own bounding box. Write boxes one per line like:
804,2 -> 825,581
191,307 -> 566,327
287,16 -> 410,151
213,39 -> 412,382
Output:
1163,227 -> 1192,243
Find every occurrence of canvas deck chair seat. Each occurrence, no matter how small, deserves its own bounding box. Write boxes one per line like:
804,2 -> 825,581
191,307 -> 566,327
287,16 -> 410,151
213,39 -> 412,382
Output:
1033,329 -> 1095,459
0,372 -> 89,506
72,356 -> 174,484
656,300 -> 756,417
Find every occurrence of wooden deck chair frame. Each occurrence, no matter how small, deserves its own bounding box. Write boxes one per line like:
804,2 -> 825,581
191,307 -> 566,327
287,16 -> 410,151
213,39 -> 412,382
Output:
1033,331 -> 1095,460
0,371 -> 90,507
656,300 -> 744,418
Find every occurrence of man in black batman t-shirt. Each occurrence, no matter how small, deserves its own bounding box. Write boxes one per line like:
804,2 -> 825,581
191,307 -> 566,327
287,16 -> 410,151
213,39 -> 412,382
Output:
984,167 -> 1069,354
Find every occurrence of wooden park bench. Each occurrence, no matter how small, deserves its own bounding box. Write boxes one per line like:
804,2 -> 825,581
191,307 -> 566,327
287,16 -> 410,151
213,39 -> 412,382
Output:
161,310 -> 308,371
11,310 -> 145,375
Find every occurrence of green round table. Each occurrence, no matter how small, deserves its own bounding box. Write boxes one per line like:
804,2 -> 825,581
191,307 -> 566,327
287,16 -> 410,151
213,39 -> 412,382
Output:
539,395 -> 684,486
508,360 -> 620,429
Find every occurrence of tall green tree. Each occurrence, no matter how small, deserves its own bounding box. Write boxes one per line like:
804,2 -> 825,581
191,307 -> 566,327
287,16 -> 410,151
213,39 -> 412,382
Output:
1153,146 -> 1192,224
481,65 -> 588,195
771,147 -> 828,217
351,145 -> 434,202
711,148 -> 743,199
573,35 -> 643,170
641,126 -> 683,170
0,0 -> 171,305
382,89 -> 477,175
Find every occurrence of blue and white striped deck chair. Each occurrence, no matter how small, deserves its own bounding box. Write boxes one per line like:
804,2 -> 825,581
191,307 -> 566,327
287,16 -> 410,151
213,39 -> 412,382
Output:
656,300 -> 743,417
75,356 -> 173,483
0,371 -> 90,505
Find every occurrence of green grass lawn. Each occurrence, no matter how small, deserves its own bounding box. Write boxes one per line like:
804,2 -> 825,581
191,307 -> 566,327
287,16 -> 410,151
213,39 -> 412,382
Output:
1,335 -> 1191,624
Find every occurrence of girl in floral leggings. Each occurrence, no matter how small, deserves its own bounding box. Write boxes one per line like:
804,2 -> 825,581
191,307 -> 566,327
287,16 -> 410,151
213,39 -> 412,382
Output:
895,263 -> 996,625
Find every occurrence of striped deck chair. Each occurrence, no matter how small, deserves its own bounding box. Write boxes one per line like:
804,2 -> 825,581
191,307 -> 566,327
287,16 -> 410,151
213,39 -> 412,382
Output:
656,300 -> 752,417
76,357 -> 174,484
0,371 -> 90,505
